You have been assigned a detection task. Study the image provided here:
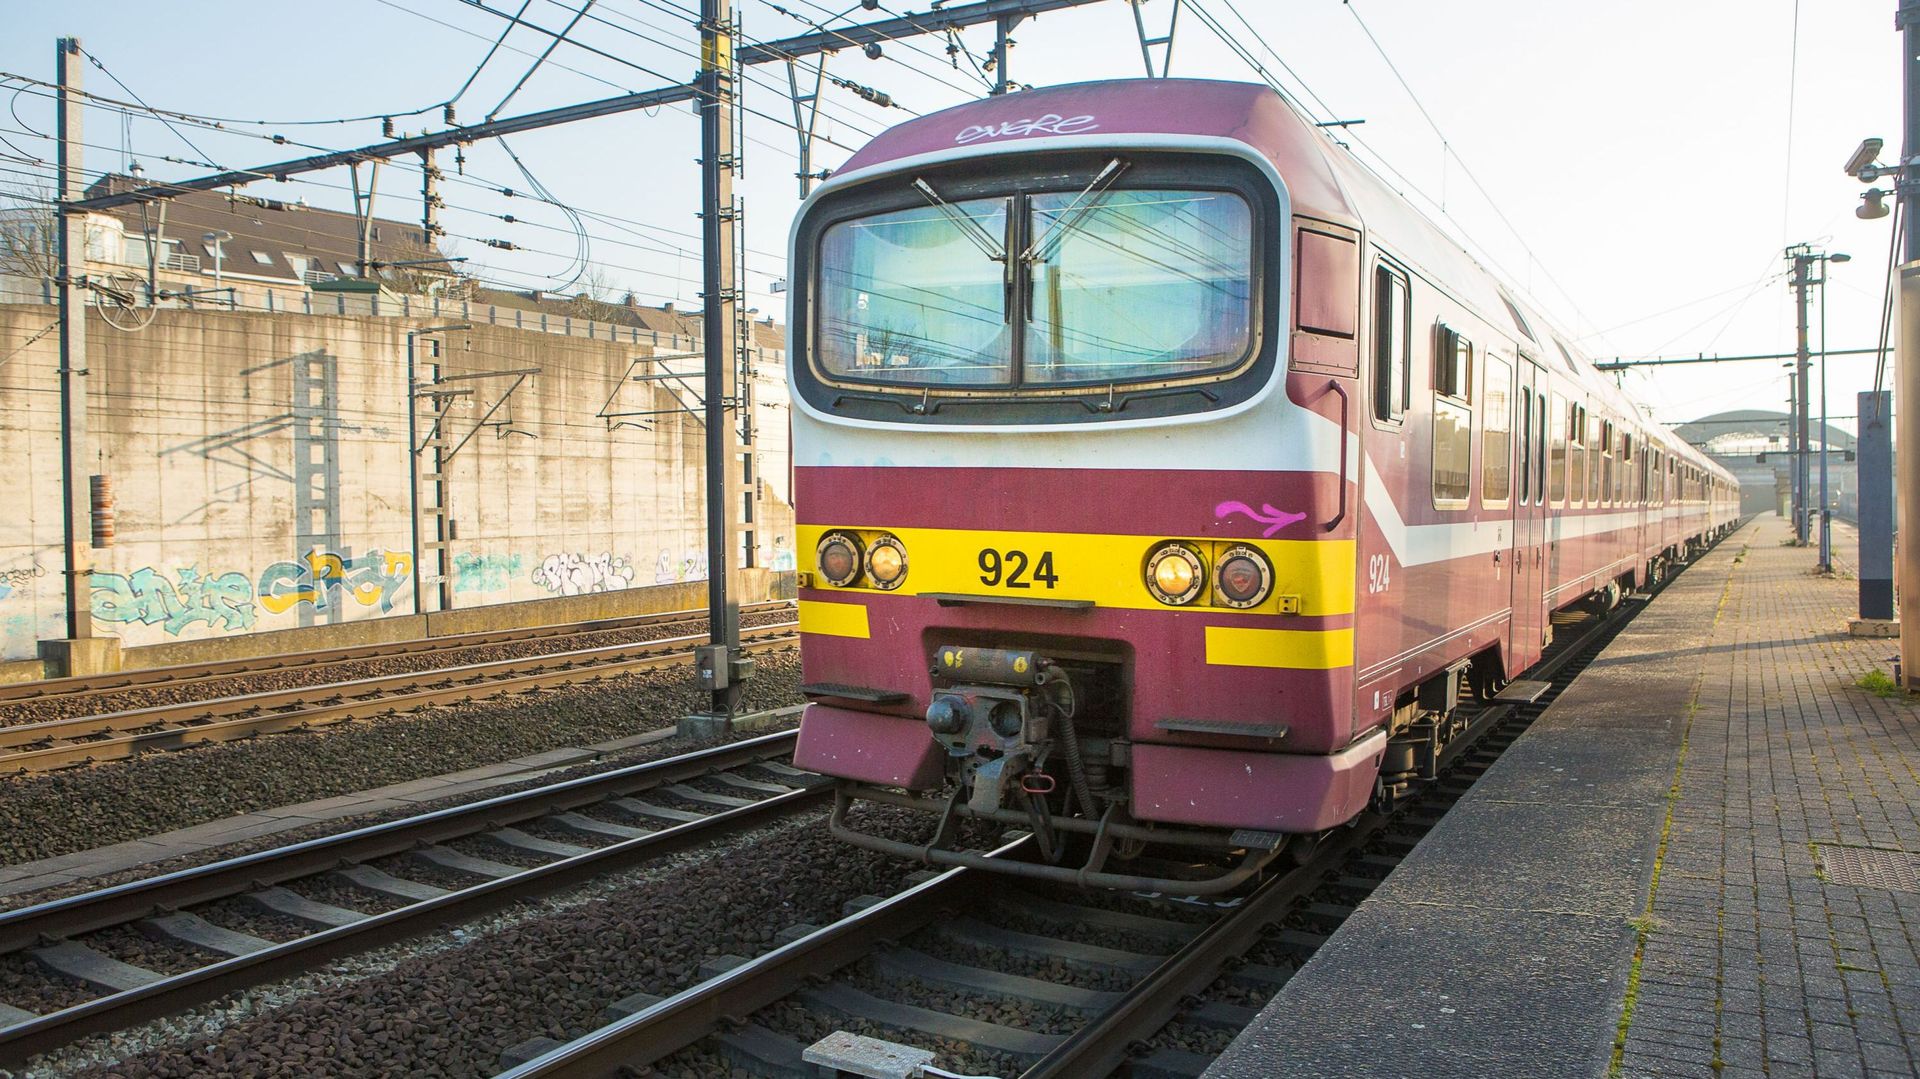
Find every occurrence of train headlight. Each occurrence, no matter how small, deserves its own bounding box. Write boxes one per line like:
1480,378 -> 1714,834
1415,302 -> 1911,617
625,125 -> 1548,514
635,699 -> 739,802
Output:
1145,542 -> 1206,606
1214,545 -> 1274,609
865,535 -> 908,590
817,531 -> 863,587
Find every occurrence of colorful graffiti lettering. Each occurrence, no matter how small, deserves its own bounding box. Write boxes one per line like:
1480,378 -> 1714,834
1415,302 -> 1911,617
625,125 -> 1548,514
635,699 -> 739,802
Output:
258,548 -> 415,614
453,552 -> 524,594
769,536 -> 796,572
91,566 -> 257,635
532,551 -> 634,596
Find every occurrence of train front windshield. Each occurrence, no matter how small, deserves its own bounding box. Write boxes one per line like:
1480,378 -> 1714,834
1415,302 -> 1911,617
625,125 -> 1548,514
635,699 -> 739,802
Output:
815,186 -> 1255,390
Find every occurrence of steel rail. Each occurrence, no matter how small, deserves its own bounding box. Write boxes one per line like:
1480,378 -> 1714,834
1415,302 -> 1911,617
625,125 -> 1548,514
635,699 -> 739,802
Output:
0,730 -> 818,1066
1017,583 -> 1631,1078
497,839 -> 1031,1079
0,624 -> 798,773
0,602 -> 795,705
502,538 -> 1700,1079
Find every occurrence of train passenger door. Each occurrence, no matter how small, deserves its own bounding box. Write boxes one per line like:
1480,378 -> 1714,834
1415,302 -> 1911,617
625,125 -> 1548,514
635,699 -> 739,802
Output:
1511,357 -> 1548,669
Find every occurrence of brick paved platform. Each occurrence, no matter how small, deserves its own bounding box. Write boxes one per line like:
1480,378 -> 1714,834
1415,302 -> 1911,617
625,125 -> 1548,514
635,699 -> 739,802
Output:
1206,515 -> 1920,1079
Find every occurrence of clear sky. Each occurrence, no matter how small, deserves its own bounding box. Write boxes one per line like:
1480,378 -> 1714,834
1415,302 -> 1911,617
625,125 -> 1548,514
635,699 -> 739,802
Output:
1,0 -> 1900,431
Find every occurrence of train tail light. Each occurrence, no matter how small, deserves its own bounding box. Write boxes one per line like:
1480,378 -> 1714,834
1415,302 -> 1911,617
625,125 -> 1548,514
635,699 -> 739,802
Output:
1144,542 -> 1206,605
1213,545 -> 1274,609
817,531 -> 863,586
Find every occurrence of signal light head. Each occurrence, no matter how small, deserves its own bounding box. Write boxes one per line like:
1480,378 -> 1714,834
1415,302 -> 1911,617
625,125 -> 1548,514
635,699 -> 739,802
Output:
1214,545 -> 1274,609
817,531 -> 863,587
1145,542 -> 1206,606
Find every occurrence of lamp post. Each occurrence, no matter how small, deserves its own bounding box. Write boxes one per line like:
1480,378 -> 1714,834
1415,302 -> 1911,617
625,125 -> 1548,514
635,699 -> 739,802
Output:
201,229 -> 231,308
1817,251 -> 1852,572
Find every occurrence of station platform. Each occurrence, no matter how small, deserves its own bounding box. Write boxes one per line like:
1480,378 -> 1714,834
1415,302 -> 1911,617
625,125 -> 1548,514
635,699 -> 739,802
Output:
1206,515 -> 1920,1079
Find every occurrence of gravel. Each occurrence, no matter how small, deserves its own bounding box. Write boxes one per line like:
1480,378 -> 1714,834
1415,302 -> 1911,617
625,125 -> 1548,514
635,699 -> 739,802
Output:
845,960 -> 1089,1035
0,609 -> 795,728
38,807 -> 930,1078
81,927 -> 211,978
0,650 -> 801,869
0,953 -> 95,1015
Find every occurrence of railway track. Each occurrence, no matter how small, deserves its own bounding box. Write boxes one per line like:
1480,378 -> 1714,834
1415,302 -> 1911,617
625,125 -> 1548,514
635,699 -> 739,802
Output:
0,728 -> 822,1068
0,621 -> 799,774
0,601 -> 795,707
497,557 -> 1685,1079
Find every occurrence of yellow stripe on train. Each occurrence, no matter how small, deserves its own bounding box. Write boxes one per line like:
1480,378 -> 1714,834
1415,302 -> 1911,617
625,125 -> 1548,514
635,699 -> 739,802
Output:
796,524 -> 1356,617
1204,625 -> 1355,670
797,599 -> 871,639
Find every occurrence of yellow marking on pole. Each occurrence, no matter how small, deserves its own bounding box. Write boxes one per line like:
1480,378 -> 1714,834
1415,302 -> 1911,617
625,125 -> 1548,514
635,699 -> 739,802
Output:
1204,626 -> 1355,669
797,599 -> 870,639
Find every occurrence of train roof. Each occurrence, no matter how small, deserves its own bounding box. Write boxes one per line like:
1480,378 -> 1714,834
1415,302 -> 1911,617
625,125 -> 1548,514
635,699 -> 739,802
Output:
831,78 -> 1734,486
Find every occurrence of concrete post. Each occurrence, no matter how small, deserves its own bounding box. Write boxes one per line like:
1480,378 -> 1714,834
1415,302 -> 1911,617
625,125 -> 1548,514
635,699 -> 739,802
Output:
41,37 -> 118,677
1855,390 -> 1896,631
1899,265 -> 1920,673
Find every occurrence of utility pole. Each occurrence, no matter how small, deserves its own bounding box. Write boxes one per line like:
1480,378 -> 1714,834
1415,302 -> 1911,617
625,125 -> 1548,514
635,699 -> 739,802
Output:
1899,0 -> 1920,682
686,0 -> 751,732
51,37 -> 96,670
1787,245 -> 1813,545
419,147 -> 442,256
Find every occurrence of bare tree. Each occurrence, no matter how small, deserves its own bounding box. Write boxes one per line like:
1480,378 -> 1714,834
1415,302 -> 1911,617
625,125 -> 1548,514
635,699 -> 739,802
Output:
0,177 -> 57,281
568,264 -> 624,321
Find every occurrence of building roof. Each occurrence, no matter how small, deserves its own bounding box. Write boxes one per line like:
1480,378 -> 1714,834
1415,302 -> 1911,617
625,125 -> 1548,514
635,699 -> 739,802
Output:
1678,409 -> 1855,452
469,285 -> 786,350
83,172 -> 442,284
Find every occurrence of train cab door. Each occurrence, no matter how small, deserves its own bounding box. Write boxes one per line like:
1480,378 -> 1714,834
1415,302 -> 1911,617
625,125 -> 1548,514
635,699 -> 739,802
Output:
1511,356 -> 1549,668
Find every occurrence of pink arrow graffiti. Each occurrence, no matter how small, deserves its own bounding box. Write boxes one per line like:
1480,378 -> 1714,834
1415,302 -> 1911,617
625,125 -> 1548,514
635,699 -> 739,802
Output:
1215,501 -> 1307,538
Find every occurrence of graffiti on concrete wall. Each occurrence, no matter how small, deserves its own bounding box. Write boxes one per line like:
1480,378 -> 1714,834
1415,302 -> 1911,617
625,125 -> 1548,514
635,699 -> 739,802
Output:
0,563 -> 45,604
453,552 -> 525,595
532,551 -> 634,596
258,548 -> 414,615
91,567 -> 258,634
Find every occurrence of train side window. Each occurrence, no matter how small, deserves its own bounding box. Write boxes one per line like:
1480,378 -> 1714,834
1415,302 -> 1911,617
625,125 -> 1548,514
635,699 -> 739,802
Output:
1372,264 -> 1410,422
1549,392 -> 1569,505
1584,412 -> 1601,506
1597,418 -> 1612,506
1483,355 -> 1512,505
1435,326 -> 1472,401
1569,404 -> 1587,504
1432,327 -> 1473,506
1517,387 -> 1533,504
1534,391 -> 1548,505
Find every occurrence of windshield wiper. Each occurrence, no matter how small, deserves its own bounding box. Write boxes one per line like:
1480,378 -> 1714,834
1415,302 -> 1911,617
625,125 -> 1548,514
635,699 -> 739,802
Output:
912,178 -> 1007,263
1021,158 -> 1129,264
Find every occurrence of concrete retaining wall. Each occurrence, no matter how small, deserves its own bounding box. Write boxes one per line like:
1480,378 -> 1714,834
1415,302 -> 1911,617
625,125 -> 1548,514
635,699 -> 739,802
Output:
0,304 -> 793,678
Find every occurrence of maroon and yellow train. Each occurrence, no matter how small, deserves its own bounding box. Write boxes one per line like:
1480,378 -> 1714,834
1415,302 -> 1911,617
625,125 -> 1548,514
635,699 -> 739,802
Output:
783,79 -> 1738,892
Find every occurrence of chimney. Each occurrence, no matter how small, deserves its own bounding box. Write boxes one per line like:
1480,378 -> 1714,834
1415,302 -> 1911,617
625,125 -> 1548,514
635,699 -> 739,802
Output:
529,289 -> 544,303
663,301 -> 674,314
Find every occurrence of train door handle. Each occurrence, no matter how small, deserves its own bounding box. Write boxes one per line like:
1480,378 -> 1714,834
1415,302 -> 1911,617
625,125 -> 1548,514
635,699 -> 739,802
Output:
1323,379 -> 1349,533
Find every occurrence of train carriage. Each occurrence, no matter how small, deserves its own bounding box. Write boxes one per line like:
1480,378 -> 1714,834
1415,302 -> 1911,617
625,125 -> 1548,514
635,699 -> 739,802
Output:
785,78 -> 1738,892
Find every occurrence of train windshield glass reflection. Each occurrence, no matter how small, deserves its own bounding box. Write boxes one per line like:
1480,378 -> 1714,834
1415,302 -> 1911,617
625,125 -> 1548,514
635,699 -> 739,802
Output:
814,188 -> 1253,389
817,198 -> 1013,385
1025,190 -> 1253,384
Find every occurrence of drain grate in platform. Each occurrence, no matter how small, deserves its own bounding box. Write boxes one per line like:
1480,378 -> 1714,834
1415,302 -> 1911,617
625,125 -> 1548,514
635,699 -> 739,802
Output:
1815,845 -> 1920,893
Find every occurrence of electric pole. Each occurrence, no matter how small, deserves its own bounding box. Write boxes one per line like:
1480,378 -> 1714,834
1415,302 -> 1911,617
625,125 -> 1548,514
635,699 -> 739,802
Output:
1899,0 -> 1920,682
688,0 -> 751,731
54,37 -> 95,660
1788,245 -> 1813,546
